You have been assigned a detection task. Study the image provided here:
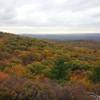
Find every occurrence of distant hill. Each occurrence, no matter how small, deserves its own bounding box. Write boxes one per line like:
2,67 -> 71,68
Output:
22,33 -> 100,41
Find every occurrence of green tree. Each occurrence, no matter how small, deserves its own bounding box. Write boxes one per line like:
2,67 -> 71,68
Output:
90,67 -> 100,83
50,58 -> 69,82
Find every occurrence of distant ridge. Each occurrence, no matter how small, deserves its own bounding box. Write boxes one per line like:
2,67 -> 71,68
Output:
21,33 -> 100,41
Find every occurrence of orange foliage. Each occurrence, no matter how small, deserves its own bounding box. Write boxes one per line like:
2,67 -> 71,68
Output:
0,72 -> 9,80
5,65 -> 28,77
70,70 -> 92,89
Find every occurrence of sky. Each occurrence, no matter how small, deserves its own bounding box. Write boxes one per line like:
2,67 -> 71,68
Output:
0,0 -> 100,34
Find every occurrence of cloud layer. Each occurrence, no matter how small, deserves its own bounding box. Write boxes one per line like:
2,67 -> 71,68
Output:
0,0 -> 100,27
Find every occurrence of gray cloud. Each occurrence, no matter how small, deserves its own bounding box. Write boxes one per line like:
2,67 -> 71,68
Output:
0,0 -> 100,27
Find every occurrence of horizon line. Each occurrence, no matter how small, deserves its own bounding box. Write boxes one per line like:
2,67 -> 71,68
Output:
0,26 -> 100,34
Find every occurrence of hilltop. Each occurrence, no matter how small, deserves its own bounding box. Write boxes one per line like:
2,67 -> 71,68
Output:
0,32 -> 100,100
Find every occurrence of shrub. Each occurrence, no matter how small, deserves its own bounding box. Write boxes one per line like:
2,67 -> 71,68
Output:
49,58 -> 70,82
27,62 -> 46,76
90,67 -> 100,83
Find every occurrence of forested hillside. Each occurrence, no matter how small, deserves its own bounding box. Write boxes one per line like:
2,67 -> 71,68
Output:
0,32 -> 100,100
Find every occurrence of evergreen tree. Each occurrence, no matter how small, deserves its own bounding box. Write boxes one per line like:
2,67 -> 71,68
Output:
50,58 -> 69,81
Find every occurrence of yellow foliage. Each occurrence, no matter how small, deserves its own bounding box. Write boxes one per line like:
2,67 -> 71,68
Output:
5,65 -> 28,77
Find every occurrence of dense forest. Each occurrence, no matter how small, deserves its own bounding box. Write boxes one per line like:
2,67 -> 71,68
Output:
0,32 -> 100,100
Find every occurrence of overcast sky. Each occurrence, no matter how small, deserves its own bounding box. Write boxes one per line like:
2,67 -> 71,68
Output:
0,0 -> 100,34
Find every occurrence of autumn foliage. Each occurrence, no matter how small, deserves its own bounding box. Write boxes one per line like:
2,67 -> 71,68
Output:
0,32 -> 100,99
